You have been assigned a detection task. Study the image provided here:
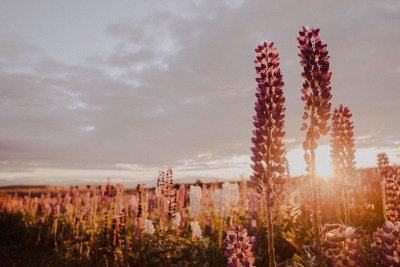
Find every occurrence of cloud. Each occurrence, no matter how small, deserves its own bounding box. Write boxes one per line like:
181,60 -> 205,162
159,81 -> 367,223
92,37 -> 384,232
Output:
0,0 -> 399,184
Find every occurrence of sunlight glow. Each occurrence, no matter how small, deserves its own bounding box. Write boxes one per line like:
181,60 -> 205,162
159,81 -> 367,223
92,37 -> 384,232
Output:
286,145 -> 333,178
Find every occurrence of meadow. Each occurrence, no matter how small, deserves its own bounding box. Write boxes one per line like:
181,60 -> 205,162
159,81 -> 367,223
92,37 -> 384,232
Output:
0,166 -> 397,267
1,26 -> 399,267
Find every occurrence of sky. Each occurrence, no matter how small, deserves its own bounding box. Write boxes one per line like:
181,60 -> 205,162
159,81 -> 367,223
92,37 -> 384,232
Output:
0,0 -> 399,186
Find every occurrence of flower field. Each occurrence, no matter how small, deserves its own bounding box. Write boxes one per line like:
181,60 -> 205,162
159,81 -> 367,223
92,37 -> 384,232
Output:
1,26 -> 399,267
0,166 -> 398,266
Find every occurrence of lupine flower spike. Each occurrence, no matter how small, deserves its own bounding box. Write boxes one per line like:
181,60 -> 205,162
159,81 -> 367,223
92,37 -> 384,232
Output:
250,40 -> 287,267
369,221 -> 400,265
322,225 -> 364,266
137,184 -> 143,222
330,105 -> 356,225
298,26 -> 332,267
224,225 -> 255,267
377,153 -> 389,221
189,185 -> 202,218
385,166 -> 400,222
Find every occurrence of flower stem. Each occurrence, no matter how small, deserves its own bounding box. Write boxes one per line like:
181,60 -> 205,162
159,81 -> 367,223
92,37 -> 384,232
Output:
266,196 -> 276,267
310,130 -> 322,267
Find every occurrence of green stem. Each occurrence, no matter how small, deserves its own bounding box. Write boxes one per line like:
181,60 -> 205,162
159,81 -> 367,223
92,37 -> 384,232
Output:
266,194 -> 276,267
343,176 -> 350,226
310,137 -> 322,267
265,74 -> 276,267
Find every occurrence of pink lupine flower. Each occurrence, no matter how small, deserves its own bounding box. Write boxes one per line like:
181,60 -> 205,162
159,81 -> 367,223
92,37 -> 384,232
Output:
224,225 -> 255,267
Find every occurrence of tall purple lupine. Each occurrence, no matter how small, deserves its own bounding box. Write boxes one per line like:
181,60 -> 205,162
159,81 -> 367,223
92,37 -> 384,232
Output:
250,41 -> 287,267
330,105 -> 355,225
298,26 -> 332,267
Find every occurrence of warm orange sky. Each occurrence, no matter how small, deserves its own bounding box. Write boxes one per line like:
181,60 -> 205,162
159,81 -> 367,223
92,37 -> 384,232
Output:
0,1 -> 399,185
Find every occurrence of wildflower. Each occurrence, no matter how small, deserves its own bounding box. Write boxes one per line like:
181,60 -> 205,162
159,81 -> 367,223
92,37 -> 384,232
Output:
178,184 -> 186,208
156,171 -> 166,197
377,153 -> 389,179
369,221 -> 400,265
250,40 -> 287,267
204,211 -> 212,236
190,221 -> 202,239
117,209 -> 127,247
213,188 -> 224,216
136,184 -> 143,221
377,153 -> 390,221
111,218 -> 118,249
298,26 -> 332,266
148,197 -> 155,214
251,41 -> 287,203
168,189 -> 177,221
323,225 -> 364,266
386,167 -> 400,222
165,168 -> 173,197
224,225 -> 255,267
222,182 -> 240,210
189,185 -> 202,218
156,168 -> 174,198
330,105 -> 355,225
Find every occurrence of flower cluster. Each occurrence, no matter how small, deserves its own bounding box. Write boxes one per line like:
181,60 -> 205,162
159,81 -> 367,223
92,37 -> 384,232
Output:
298,26 -> 332,267
168,189 -> 177,221
213,183 -> 240,217
377,153 -> 390,221
330,105 -> 355,225
369,221 -> 400,265
330,105 -> 355,177
136,184 -> 143,221
386,167 -> 400,222
223,182 -> 240,209
189,185 -> 202,218
213,188 -> 224,216
156,168 -> 173,197
224,225 -> 255,267
250,40 -> 287,205
110,210 -> 128,250
298,26 -> 332,169
117,209 -> 127,247
377,153 -> 390,180
323,225 -> 363,266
